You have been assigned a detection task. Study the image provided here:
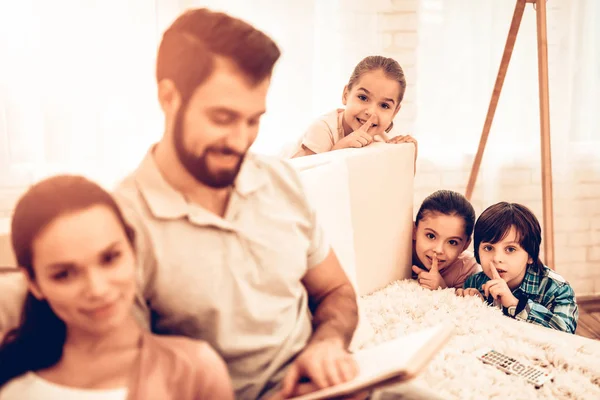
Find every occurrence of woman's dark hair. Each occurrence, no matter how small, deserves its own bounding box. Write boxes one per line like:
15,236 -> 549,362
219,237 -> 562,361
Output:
415,190 -> 476,239
0,175 -> 135,387
473,202 -> 543,273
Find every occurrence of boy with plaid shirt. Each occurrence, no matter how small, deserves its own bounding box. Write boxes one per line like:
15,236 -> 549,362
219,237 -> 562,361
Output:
456,202 -> 578,334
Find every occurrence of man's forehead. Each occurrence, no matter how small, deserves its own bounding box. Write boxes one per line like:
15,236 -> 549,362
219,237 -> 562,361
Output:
189,58 -> 270,112
205,56 -> 270,90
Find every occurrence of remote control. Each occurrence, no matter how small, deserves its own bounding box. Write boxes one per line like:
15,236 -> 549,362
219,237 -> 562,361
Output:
476,349 -> 554,388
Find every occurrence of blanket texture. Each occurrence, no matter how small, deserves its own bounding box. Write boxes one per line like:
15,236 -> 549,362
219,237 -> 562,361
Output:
360,280 -> 600,400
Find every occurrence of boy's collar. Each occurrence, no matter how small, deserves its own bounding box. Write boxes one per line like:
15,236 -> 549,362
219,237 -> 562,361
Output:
515,264 -> 542,295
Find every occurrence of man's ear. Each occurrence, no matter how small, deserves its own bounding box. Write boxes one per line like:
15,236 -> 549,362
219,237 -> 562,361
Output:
21,267 -> 44,300
157,79 -> 182,118
341,85 -> 349,106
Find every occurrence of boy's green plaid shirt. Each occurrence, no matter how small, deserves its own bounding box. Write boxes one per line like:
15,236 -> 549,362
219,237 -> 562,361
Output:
463,265 -> 579,334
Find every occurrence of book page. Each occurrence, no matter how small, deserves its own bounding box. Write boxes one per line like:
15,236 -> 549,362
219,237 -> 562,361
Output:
289,324 -> 452,400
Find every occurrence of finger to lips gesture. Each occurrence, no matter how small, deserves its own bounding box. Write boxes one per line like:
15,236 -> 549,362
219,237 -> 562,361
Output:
481,263 -> 518,308
335,114 -> 376,150
411,253 -> 447,290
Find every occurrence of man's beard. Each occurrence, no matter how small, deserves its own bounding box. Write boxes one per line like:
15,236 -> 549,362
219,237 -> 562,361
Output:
173,108 -> 245,189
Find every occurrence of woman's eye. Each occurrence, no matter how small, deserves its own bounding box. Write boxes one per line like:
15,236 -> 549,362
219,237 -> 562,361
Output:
449,240 -> 458,246
483,245 -> 493,251
426,233 -> 435,240
101,250 -> 121,266
381,103 -> 390,109
53,270 -> 72,281
358,95 -> 367,101
506,247 -> 516,253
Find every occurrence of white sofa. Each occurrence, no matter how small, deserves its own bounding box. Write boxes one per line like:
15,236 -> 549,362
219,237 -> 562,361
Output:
0,230 -> 14,266
290,142 -> 416,352
289,142 -> 415,297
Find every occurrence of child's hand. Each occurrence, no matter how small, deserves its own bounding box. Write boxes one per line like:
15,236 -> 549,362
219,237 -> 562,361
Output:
455,288 -> 484,300
412,253 -> 447,290
386,134 -> 418,156
333,115 -> 376,150
481,263 -> 519,308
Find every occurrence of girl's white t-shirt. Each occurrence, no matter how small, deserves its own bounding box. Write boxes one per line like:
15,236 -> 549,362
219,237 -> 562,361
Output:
0,372 -> 128,400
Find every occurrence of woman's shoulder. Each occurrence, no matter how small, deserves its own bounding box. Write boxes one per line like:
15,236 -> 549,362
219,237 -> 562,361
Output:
0,372 -> 34,397
137,334 -> 232,399
144,333 -> 226,374
146,333 -> 213,359
0,372 -> 80,400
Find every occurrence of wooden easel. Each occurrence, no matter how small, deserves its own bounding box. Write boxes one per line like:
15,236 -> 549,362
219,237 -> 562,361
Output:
465,0 -> 555,269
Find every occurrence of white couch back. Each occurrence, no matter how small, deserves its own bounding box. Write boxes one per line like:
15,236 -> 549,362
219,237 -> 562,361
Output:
290,143 -> 415,296
0,230 -> 15,267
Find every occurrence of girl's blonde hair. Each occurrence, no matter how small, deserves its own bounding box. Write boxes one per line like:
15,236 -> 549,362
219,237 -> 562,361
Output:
347,56 -> 407,132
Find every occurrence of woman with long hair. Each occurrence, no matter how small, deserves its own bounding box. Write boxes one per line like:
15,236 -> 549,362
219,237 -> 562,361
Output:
0,175 -> 233,399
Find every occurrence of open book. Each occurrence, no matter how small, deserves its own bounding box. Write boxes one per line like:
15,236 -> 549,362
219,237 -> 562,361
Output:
289,324 -> 453,400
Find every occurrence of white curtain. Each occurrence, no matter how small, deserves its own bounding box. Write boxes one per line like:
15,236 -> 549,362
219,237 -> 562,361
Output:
415,0 -> 599,162
0,0 -> 163,194
563,0 -> 599,145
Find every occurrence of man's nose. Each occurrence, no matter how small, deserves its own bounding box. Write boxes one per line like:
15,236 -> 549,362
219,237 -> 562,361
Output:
225,123 -> 253,154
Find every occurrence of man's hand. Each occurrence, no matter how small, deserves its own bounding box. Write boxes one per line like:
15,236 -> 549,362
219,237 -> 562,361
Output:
411,253 -> 447,290
278,339 -> 359,398
333,115 -> 376,150
481,263 -> 519,308
278,249 -> 360,399
270,382 -> 369,400
455,288 -> 484,300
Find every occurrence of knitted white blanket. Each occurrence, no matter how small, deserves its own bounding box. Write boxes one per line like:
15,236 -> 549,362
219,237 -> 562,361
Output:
360,280 -> 600,400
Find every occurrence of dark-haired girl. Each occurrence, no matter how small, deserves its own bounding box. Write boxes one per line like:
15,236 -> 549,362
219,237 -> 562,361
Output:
411,190 -> 481,290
